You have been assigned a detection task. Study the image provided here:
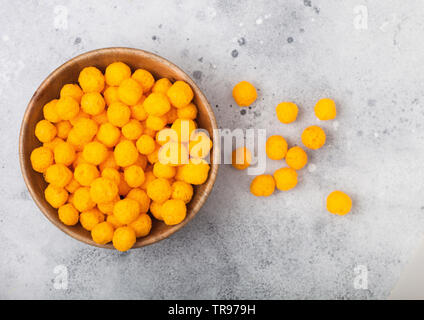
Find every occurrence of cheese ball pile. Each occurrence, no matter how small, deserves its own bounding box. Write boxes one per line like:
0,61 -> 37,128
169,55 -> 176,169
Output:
30,62 -> 212,251
231,81 -> 352,216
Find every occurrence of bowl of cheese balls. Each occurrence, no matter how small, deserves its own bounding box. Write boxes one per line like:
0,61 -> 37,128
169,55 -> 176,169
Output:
19,47 -> 218,251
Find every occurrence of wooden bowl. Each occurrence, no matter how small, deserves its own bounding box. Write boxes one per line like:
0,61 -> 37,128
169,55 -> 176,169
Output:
19,47 -> 218,249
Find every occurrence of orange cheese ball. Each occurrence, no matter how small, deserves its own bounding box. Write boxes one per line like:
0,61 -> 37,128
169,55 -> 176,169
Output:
60,84 -> 84,103
122,119 -> 143,140
131,101 -> 148,121
147,178 -> 172,203
250,175 -> 275,197
81,92 -> 105,115
54,141 -> 76,166
129,213 -> 152,238
113,198 -> 140,224
43,137 -> 64,151
65,178 -> 80,194
45,164 -> 73,188
72,151 -> 89,169
45,184 -> 68,208
266,135 -> 288,160
171,119 -> 196,142
153,162 -> 176,179
96,123 -> 121,147
72,118 -> 98,142
101,168 -> 121,186
314,98 -> 336,120
30,146 -> 53,173
118,78 -> 143,106
301,125 -> 326,150
132,69 -> 155,93
276,102 -> 298,124
56,97 -> 80,120
91,222 -> 114,244
285,146 -> 308,170
113,226 -> 136,252
189,131 -> 212,159
232,81 -> 257,107
143,92 -> 171,116
114,140 -> 138,167
105,62 -> 131,86
178,160 -> 210,185
35,120 -> 57,143
177,103 -> 198,120
167,80 -> 194,108
124,165 -> 145,188
326,191 -> 352,215
97,196 -> 119,215
149,201 -> 164,220
146,115 -> 167,131
83,141 -> 108,165
58,203 -> 79,226
158,141 -> 189,166
127,188 -> 151,213
80,208 -> 104,231
107,101 -> 131,127
232,147 -> 251,170
73,187 -> 96,212
90,177 -> 119,204
69,110 -> 91,126
161,199 -> 187,225
74,163 -> 100,186
78,66 -> 105,93
106,215 -> 125,229
43,99 -> 61,123
273,167 -> 298,191
56,121 -> 72,139
136,134 -> 156,155
152,78 -> 172,94
103,86 -> 120,106
171,181 -> 193,203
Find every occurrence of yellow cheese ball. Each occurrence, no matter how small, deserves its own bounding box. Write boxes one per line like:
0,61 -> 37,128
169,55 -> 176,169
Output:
96,123 -> 121,147
250,174 -> 275,197
45,164 -> 73,188
118,78 -> 143,106
91,222 -> 114,244
129,213 -> 152,238
161,199 -> 187,225
30,146 -> 53,173
106,215 -> 125,229
35,120 -> 57,143
326,191 -> 352,216
273,167 -> 298,191
146,115 -> 167,131
74,163 -> 100,186
136,134 -> 156,155
152,78 -> 172,94
276,102 -> 298,124
90,177 -> 119,204
285,146 -> 308,170
167,80 -> 194,108
153,162 -> 176,179
56,97 -> 80,120
124,165 -> 145,188
179,160 -> 210,185
122,119 -> 143,140
232,81 -> 257,107
149,201 -> 164,220
113,226 -> 136,252
114,140 -> 138,167
73,187 -> 96,211
132,69 -> 155,93
80,208 -> 104,231
72,118 -> 98,142
171,181 -> 193,204
43,99 -> 61,123
82,141 -> 108,165
101,167 -> 121,186
60,84 -> 84,103
105,62 -> 131,86
232,147 -> 252,170
170,119 -> 196,142
127,188 -> 151,213
266,135 -> 288,160
131,101 -> 148,121
189,131 -> 212,159
81,92 -> 106,115
65,178 -> 80,194
56,121 -> 72,139
315,98 -> 336,120
54,141 -> 76,166
143,92 -> 171,116
103,86 -> 120,106
58,203 -> 79,226
177,103 -> 197,120
45,184 -> 68,208
107,101 -> 131,127
301,125 -> 326,150
147,178 -> 172,203
78,66 -> 105,93
113,198 -> 140,224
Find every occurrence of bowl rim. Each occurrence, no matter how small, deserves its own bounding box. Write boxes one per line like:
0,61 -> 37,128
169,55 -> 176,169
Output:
19,47 -> 219,249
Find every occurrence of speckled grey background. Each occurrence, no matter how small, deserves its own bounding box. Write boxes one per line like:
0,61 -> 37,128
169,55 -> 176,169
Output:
1,0 -> 424,299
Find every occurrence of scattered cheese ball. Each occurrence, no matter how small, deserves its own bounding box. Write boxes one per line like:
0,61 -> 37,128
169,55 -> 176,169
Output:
91,222 -> 114,244
167,80 -> 194,108
285,146 -> 308,170
326,191 -> 352,215
45,184 -> 68,208
315,98 -> 336,120
43,99 -> 60,123
147,178 -> 172,203
81,92 -> 105,115
129,213 -> 152,238
60,84 -> 83,103
232,147 -> 251,170
266,135 -> 288,160
118,78 -> 143,106
105,62 -> 131,86
171,181 -> 193,203
78,66 -> 105,93
45,164 -> 73,188
301,125 -> 326,150
250,175 -> 275,197
90,177 -> 119,204
113,226 -> 136,252
58,203 -> 79,226
35,120 -> 57,143
276,102 -> 298,124
232,81 -> 257,107
82,141 -> 108,165
132,69 -> 155,93
113,198 -> 140,224
273,167 -> 298,191
114,140 -> 138,167
162,199 -> 187,225
56,97 -> 80,120
30,146 -> 53,173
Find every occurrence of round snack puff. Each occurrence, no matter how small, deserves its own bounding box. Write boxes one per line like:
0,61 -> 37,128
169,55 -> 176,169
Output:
54,141 -> 76,166
143,92 -> 171,116
56,97 -> 80,120
105,62 -> 131,86
45,164 -> 73,188
250,174 -> 275,197
273,167 -> 298,191
56,121 -> 72,139
78,66 -> 105,93
315,98 -> 336,121
107,101 -> 131,127
113,226 -> 136,252
114,140 -> 138,167
113,198 -> 140,224
232,147 -> 251,170
147,178 -> 172,203
301,125 -> 326,150
167,80 -> 194,108
96,123 -> 121,147
276,102 -> 298,124
327,191 -> 352,216
161,199 -> 187,225
45,184 -> 68,208
122,119 -> 143,140
81,92 -> 105,115
73,187 -> 96,212
58,203 -> 79,226
74,163 -> 100,186
118,78 -> 143,106
129,213 -> 152,238
80,208 -> 104,231
152,78 -> 172,94
285,146 -> 308,170
266,135 -> 288,160
124,165 -> 145,188
91,222 -> 114,244
132,69 -> 155,93
30,146 -> 53,173
35,120 -> 57,143
90,177 -> 119,204
127,188 -> 151,213
232,81 -> 257,107
60,84 -> 83,103
171,181 -> 193,204
82,141 -> 108,165
43,99 -> 60,123
103,86 -> 120,106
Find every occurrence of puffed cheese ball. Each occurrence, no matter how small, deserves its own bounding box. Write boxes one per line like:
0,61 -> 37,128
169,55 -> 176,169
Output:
152,78 -> 172,94
105,62 -> 131,86
43,99 -> 60,123
56,121 -> 72,139
122,119 -> 143,140
60,84 -> 84,103
276,102 -> 298,124
136,134 -> 156,155
30,146 -> 53,173
78,66 -> 105,93
74,163 -> 99,186
96,123 -> 121,147
91,222 -> 114,244
124,165 -> 145,188
326,191 -> 352,215
56,97 -> 80,120
101,167 -> 121,186
65,178 -> 80,194
107,101 -> 131,127
171,119 -> 196,142
273,167 -> 298,191
167,80 -> 194,108
315,98 -> 336,120
83,141 -> 108,165
250,175 -> 275,197
73,187 -> 96,212
45,184 -> 68,208
177,103 -> 198,120
146,115 -> 167,131
153,162 -> 176,179
162,199 -> 187,225
80,208 -> 104,231
113,198 -> 140,224
127,188 -> 151,213
266,135 -> 288,160
54,141 -> 76,166
232,147 -> 252,170
147,178 -> 172,203
171,181 -> 193,203
301,125 -> 326,150
35,120 -> 57,143
232,81 -> 257,107
132,69 -> 155,93
149,201 -> 164,220
178,160 -> 210,185
90,177 -> 119,204
103,86 -> 120,106
72,117 -> 98,142
81,92 -> 105,115
113,226 -> 136,252
129,213 -> 152,238
285,146 -> 308,170
114,140 -> 138,167
143,92 -> 171,116
45,164 -> 73,188
118,78 -> 143,106
131,101 -> 148,121
58,203 -> 79,226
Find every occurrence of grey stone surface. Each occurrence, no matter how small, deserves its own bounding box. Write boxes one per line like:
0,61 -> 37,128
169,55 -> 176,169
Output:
1,0 -> 423,299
